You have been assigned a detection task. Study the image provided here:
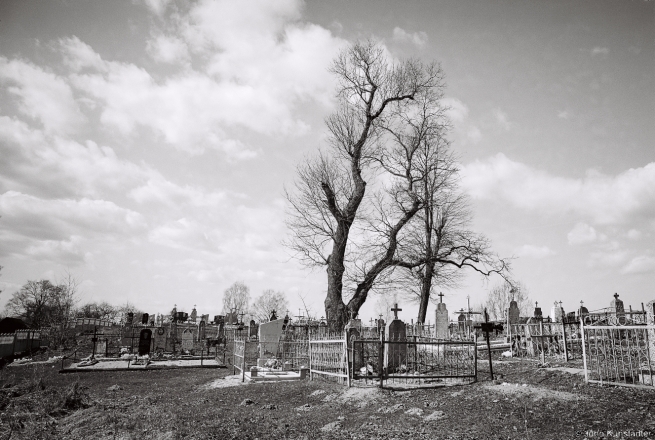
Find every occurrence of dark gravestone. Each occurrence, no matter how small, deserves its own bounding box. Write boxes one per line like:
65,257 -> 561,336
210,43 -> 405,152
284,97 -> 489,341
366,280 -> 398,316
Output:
142,313 -> 150,325
249,320 -> 258,337
199,320 -> 206,340
138,329 -> 152,356
127,312 -> 134,326
386,304 -> 407,373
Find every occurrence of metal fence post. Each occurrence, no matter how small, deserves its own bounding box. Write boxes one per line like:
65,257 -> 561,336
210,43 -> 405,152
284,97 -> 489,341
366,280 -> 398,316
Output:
580,316 -> 588,384
378,332 -> 385,389
241,342 -> 246,383
474,333 -> 478,382
561,322 -> 569,362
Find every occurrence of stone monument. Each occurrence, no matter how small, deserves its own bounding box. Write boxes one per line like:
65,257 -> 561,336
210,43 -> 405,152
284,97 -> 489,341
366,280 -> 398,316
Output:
551,301 -> 564,323
610,293 -> 625,324
257,318 -> 285,367
508,300 -> 520,326
533,301 -> 543,320
386,304 -> 407,373
435,293 -> 449,339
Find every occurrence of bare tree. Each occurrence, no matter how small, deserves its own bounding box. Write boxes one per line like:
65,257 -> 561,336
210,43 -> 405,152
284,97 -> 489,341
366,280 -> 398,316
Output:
222,281 -> 250,317
484,281 -> 531,321
286,40 -> 445,330
251,289 -> 289,322
77,301 -> 120,322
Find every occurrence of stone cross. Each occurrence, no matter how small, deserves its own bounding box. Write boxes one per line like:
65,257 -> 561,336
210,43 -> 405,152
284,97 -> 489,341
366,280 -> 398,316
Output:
391,304 -> 402,320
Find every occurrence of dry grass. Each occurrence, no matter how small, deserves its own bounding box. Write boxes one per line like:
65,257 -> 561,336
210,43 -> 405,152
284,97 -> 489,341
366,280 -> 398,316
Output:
0,358 -> 653,439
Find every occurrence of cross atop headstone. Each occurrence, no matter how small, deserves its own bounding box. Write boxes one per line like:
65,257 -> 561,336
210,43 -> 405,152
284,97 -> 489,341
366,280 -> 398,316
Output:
614,292 -> 620,300
438,292 -> 445,303
535,301 -> 538,307
559,301 -> 563,307
238,311 -> 245,324
391,303 -> 402,320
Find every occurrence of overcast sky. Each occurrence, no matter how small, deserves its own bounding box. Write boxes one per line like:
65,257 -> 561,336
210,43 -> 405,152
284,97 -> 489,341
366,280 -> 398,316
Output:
0,0 -> 653,322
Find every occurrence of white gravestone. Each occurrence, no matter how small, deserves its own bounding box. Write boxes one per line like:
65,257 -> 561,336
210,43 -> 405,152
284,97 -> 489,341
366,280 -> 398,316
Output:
435,293 -> 449,339
257,318 -> 285,367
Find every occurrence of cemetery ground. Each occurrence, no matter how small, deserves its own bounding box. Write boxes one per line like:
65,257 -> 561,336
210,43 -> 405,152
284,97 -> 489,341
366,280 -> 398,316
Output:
1,356 -> 655,440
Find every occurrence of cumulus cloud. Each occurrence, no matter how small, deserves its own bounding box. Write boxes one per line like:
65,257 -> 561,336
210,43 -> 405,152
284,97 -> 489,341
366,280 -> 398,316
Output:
514,244 -> 555,259
567,222 -> 597,245
392,27 -> 428,47
0,57 -> 85,135
492,108 -> 512,131
461,154 -> 655,225
591,46 -> 609,56
54,1 -> 344,158
621,255 -> 655,274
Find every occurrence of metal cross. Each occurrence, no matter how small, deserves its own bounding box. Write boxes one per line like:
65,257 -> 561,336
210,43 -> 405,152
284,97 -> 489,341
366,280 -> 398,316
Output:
438,292 -> 445,303
614,292 -> 620,300
391,303 -> 402,320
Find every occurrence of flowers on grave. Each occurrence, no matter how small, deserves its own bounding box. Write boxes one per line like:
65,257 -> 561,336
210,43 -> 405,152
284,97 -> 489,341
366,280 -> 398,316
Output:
264,358 -> 281,369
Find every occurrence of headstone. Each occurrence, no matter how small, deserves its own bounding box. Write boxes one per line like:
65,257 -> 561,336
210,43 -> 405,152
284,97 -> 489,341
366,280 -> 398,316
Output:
269,309 -> 278,321
198,320 -> 206,340
345,318 -> 361,341
385,304 -> 407,373
96,338 -> 107,357
533,301 -> 543,320
610,293 -> 625,324
376,318 -> 385,334
550,302 -> 564,323
249,320 -> 258,338
141,313 -> 150,325
201,314 -> 209,323
126,312 -> 134,326
138,329 -> 152,356
508,300 -> 520,326
190,306 -> 198,323
435,293 -> 449,339
181,329 -> 194,352
257,318 -> 285,366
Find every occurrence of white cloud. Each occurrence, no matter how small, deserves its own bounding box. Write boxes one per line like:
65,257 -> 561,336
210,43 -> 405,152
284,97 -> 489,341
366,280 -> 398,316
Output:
442,97 -> 469,124
621,255 -> 655,274
514,244 -> 555,259
392,27 -> 428,47
146,34 -> 190,64
0,57 -> 85,135
492,108 -> 512,131
56,2 -> 345,158
141,0 -> 171,16
591,46 -> 609,56
567,222 -> 597,245
626,229 -> 642,240
461,154 -> 655,225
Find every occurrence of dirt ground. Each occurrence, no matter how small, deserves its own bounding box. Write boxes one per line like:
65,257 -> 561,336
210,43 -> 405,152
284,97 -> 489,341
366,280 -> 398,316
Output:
1,356 -> 654,440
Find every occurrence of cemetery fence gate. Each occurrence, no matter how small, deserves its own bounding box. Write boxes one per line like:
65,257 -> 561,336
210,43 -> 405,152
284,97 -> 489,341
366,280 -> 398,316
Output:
581,317 -> 655,389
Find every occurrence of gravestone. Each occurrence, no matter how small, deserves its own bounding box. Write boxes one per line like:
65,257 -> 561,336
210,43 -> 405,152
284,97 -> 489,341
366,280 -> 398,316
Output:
610,293 -> 625,324
198,320 -> 206,340
181,329 -> 194,352
435,293 -> 449,339
249,320 -> 258,338
201,314 -> 209,323
138,329 -> 152,356
647,300 -> 655,364
533,301 -> 543,320
257,318 -> 285,367
508,300 -> 520,326
96,338 -> 107,357
550,302 -> 564,323
126,312 -> 134,326
190,306 -> 198,323
141,313 -> 149,325
386,304 -> 407,373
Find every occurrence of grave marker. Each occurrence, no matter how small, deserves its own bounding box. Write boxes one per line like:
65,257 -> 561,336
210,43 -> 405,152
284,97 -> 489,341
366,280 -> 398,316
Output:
385,303 -> 407,373
610,293 -> 625,324
508,300 -> 520,325
435,293 -> 449,339
138,329 -> 152,356
533,301 -> 542,320
181,329 -> 194,352
257,318 -> 285,367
